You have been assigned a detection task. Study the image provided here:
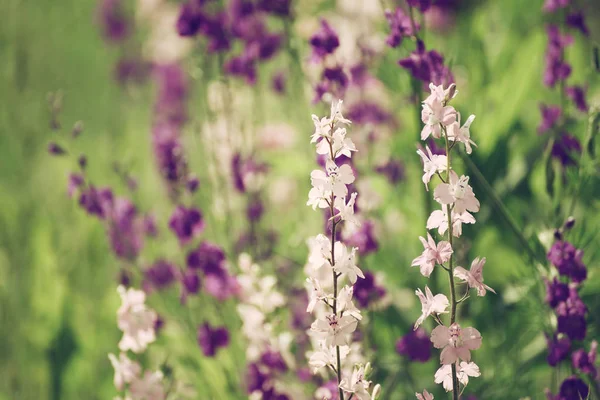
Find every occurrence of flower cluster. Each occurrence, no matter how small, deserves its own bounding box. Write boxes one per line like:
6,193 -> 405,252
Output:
310,20 -> 349,104
411,83 -> 492,395
539,1 -> 589,167
544,220 -> 597,399
109,286 -> 166,399
305,101 -> 380,400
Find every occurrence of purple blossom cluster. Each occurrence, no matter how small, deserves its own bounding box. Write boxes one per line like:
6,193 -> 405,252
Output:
396,327 -> 432,363
544,225 -> 597,399
177,0 -> 288,84
246,350 -> 290,399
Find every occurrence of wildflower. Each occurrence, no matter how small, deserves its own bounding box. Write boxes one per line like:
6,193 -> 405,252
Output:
129,370 -> 165,400
565,86 -> 588,112
397,328 -> 432,362
116,286 -> 157,353
333,242 -> 364,284
556,288 -> 587,341
434,361 -> 480,392
337,286 -> 362,321
339,365 -> 372,400
385,7 -> 418,48
430,323 -> 482,365
454,257 -> 495,296
353,271 -> 386,308
311,314 -> 358,347
306,278 -> 328,313
143,260 -> 177,292
332,193 -> 360,226
427,207 -> 475,237
551,133 -> 582,167
411,233 -> 453,277
108,353 -> 141,390
565,12 -> 589,36
538,104 -> 562,134
546,376 -> 589,400
310,161 -> 355,198
544,277 -> 569,308
407,0 -> 432,13
547,240 -> 587,283
571,340 -> 598,378
310,20 -> 340,62
344,221 -> 379,257
420,98 -> 457,140
433,171 -> 480,214
447,114 -> 476,154
375,159 -> 405,185
197,323 -> 230,356
309,344 -> 350,373
169,206 -> 205,245
416,390 -> 434,400
546,334 -> 571,366
414,286 -> 449,329
417,146 -> 447,190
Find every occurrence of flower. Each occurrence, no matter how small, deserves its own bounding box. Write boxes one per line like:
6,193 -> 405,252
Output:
311,314 -> 358,347
333,242 -> 364,284
447,114 -> 476,154
411,233 -> 453,277
353,271 -> 386,308
420,98 -> 457,140
108,353 -> 141,391
143,260 -> 177,292
434,362 -> 480,392
545,277 -> 569,308
197,323 -> 230,356
337,286 -> 362,321
116,286 -> 157,353
538,104 -> 562,134
551,133 -> 582,167
385,7 -> 418,48
427,207 -> 475,237
416,390 -> 434,400
332,193 -> 360,226
546,376 -> 589,400
546,334 -> 571,367
414,286 -> 449,329
310,160 -> 355,198
399,40 -> 454,86
309,344 -> 350,373
433,171 -> 480,214
306,278 -> 329,313
169,206 -> 204,245
397,328 -> 432,363
416,146 -> 447,190
556,288 -> 587,341
542,0 -> 569,13
572,340 -> 598,378
454,257 -> 495,296
565,85 -> 588,112
306,234 -> 332,273
431,323 -> 482,365
375,159 -> 405,184
565,12 -> 589,36
129,370 -> 165,400
339,365 -> 371,400
310,19 -> 339,62
547,240 -> 587,283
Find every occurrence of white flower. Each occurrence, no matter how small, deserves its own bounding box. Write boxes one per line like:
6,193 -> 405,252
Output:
108,353 -> 141,391
332,193 -> 360,226
330,99 -> 352,126
416,389 -> 434,400
331,128 -> 357,159
307,234 -> 332,271
129,370 -> 165,400
421,98 -> 457,140
339,365 -> 371,400
333,242 -> 364,284
308,344 -> 350,373
310,161 -> 355,198
433,171 -> 480,214
116,286 -> 157,353
337,285 -> 362,321
447,113 -> 476,154
311,114 -> 333,144
434,361 -> 480,392
414,286 -> 449,329
416,146 -> 447,190
423,83 -> 457,106
411,233 -> 453,278
454,257 -> 496,296
311,314 -> 358,347
307,186 -> 331,209
426,207 -> 476,238
307,277 -> 329,313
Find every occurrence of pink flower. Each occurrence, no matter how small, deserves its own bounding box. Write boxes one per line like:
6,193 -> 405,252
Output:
421,98 -> 456,140
414,286 -> 449,329
426,207 -> 475,237
447,113 -> 476,154
433,171 -> 480,214
431,323 -> 482,365
411,233 -> 453,277
417,145 -> 447,190
434,361 -> 480,392
416,389 -> 434,400
454,257 -> 496,296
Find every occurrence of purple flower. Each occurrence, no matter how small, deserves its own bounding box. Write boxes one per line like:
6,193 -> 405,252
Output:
385,7 -> 418,48
407,0 -> 432,13
547,241 -> 587,283
353,271 -> 386,308
557,376 -> 589,400
182,269 -> 201,294
246,362 -> 269,393
246,198 -> 265,222
544,26 -> 573,88
344,221 -> 379,257
566,86 -> 588,112
572,341 -> 598,378
48,142 -> 66,155
231,153 -> 269,193
68,174 -> 85,197
177,1 -> 206,37
396,328 -> 432,362
224,53 -> 257,84
545,277 -> 569,308
142,214 -> 158,237
187,241 -> 226,273
186,175 -> 200,193
106,197 -> 144,260
537,104 -> 562,134
169,206 -> 205,245
347,102 -> 394,127
260,350 -> 288,373
154,64 -> 188,126
143,260 -> 177,292
97,0 -> 130,43
258,0 -> 291,16
79,186 -> 113,219
566,12 -> 589,36
272,71 -> 286,94
551,133 -> 582,167
546,334 -> 571,366
313,66 -> 349,104
556,289 -> 588,341
398,40 -> 453,86
201,12 -> 231,53
542,0 -> 570,13
114,58 -> 150,86
204,269 -> 239,300
197,323 -> 229,356
309,20 -> 339,62
376,159 -> 405,184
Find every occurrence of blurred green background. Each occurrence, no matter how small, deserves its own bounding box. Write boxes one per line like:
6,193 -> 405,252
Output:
1,0 -> 599,399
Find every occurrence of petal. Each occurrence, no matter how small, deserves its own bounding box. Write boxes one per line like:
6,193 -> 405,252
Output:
440,346 -> 459,365
434,184 -> 454,205
431,294 -> 450,314
453,267 -> 470,282
430,325 -> 450,349
462,327 -> 482,350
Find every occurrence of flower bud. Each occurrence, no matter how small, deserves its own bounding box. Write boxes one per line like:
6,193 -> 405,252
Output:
371,384 -> 382,399
446,83 -> 457,102
48,142 -> 65,155
564,216 -> 575,230
363,362 -> 373,377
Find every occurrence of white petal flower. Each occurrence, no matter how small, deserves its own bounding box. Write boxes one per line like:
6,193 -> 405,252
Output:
416,389 -> 434,400
447,113 -> 477,154
332,192 -> 360,226
108,353 -> 141,391
308,344 -> 350,373
129,370 -> 165,400
334,242 -> 364,284
414,286 -> 449,329
307,277 -> 329,313
416,146 -> 447,190
311,314 -> 358,347
433,171 -> 480,214
339,365 -> 372,400
434,361 -> 481,392
426,208 -> 476,238
116,286 -> 157,354
337,285 -> 362,320
454,257 -> 496,296
330,99 -> 352,126
331,128 -> 357,159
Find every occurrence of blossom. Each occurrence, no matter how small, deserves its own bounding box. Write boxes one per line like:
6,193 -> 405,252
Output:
416,390 -> 434,400
399,40 -> 454,86
116,286 -> 157,353
538,104 -> 562,134
108,353 -> 141,391
309,344 -> 350,373
307,186 -> 330,210
306,278 -> 329,313
353,271 -> 386,308
311,314 -> 358,347
339,365 -> 371,400
434,362 -> 480,392
551,133 -> 582,167
197,323 -> 230,356
310,19 -> 340,62
337,286 -> 362,321
332,193 -> 360,226
433,171 -> 480,214
333,242 -> 364,284
129,370 -> 165,400
310,161 -> 355,198
306,234 -> 332,273
330,99 -> 352,126
431,323 -> 482,364
397,328 -> 432,362
547,240 -> 587,283
414,286 -> 449,329
447,114 -> 476,154
544,277 -> 569,308
454,257 -> 495,296
416,146 -> 447,190
421,96 -> 456,140
572,340 -> 598,378
546,334 -> 571,366
385,7 -> 418,48
565,12 -> 589,37
168,206 -> 204,245
556,288 -> 587,341
375,159 -> 405,184
143,260 -> 177,292
427,207 -> 475,237
411,233 -> 453,277
331,128 -> 357,159
546,376 -> 589,400
565,85 -> 588,112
